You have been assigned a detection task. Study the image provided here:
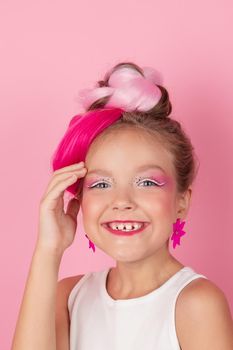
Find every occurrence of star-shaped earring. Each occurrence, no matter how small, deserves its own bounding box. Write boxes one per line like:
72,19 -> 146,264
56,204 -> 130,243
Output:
170,218 -> 186,249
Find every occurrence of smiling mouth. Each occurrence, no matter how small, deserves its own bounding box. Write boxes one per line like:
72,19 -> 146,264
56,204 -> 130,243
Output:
101,222 -> 150,236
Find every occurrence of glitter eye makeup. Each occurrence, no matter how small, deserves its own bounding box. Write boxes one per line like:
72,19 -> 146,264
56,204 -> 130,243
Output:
84,177 -> 113,189
85,173 -> 167,189
135,176 -> 166,187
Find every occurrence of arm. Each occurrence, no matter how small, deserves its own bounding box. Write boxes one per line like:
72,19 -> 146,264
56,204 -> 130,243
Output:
176,279 -> 233,350
11,247 -> 62,350
11,161 -> 87,350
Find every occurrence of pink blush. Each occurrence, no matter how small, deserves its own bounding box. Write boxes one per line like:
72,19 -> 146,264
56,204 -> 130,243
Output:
160,175 -> 175,189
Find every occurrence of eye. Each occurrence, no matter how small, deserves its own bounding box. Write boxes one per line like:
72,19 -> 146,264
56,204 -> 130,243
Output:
139,179 -> 162,187
89,182 -> 109,189
88,179 -> 165,189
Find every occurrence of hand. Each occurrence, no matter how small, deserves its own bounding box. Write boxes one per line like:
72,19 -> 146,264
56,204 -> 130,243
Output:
36,162 -> 87,254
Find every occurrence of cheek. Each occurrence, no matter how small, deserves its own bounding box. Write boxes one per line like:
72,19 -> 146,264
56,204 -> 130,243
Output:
81,195 -> 101,219
81,200 -> 98,234
144,189 -> 176,217
142,195 -> 173,216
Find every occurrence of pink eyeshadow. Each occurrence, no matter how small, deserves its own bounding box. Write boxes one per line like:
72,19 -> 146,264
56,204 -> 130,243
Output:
137,170 -> 170,184
84,179 -> 97,187
145,174 -> 167,184
138,172 -> 175,190
83,172 -> 173,188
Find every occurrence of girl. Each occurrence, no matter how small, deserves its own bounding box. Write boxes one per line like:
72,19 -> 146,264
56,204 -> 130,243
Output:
12,62 -> 233,350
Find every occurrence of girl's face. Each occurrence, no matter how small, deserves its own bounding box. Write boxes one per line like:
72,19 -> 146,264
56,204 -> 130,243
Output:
81,128 -> 190,262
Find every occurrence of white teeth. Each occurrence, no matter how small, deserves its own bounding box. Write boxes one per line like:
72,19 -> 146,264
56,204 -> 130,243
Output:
108,222 -> 144,231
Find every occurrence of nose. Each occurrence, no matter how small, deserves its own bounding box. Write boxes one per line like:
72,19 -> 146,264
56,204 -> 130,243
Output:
111,189 -> 136,210
113,203 -> 134,210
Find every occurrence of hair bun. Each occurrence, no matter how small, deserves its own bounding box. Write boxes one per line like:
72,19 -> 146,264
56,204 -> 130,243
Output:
77,63 -> 164,113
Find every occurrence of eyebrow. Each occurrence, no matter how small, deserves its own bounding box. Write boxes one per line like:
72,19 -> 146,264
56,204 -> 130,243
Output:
86,164 -> 166,176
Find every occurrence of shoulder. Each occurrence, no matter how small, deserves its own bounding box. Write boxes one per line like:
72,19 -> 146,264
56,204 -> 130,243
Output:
55,275 -> 84,350
56,274 -> 84,314
57,274 -> 85,299
176,277 -> 233,349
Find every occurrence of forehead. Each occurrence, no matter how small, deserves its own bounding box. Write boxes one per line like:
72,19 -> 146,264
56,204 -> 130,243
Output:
85,127 -> 176,178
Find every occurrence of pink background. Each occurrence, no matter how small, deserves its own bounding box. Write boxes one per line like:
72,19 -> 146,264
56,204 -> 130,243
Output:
1,1 -> 233,348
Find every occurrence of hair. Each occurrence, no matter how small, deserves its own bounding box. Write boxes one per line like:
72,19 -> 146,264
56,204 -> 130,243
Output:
51,61 -> 199,199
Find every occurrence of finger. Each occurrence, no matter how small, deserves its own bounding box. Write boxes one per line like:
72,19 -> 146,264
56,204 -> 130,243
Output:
50,165 -> 87,189
53,162 -> 85,175
41,173 -> 81,211
44,168 -> 87,197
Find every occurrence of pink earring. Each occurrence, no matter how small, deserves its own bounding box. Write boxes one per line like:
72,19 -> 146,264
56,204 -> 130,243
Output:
73,194 -> 95,253
85,234 -> 96,253
170,218 -> 186,249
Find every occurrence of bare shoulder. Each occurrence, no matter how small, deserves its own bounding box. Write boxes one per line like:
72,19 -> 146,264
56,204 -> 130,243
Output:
176,277 -> 233,349
58,274 -> 85,298
55,274 -> 84,350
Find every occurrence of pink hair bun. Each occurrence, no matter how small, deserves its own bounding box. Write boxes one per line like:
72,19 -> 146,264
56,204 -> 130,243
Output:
78,65 -> 163,112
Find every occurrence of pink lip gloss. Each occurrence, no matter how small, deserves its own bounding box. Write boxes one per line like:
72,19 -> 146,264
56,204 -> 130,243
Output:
102,222 -> 150,236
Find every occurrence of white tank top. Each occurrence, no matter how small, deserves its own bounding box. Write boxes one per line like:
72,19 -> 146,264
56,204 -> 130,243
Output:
68,266 -> 207,350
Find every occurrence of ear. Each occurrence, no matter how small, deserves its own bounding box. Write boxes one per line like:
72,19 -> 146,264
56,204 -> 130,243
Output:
176,186 -> 192,219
